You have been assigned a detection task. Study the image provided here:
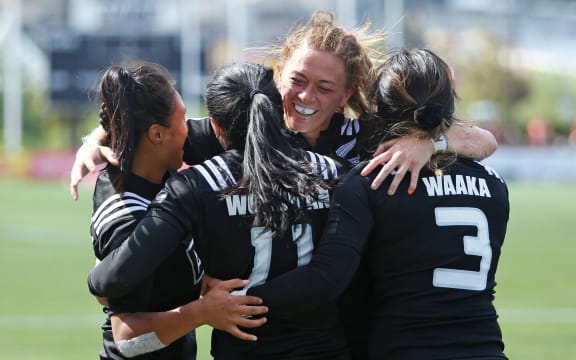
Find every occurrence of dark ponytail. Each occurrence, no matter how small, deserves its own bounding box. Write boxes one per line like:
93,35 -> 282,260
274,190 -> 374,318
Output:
205,63 -> 327,237
413,101 -> 444,131
96,62 -> 175,191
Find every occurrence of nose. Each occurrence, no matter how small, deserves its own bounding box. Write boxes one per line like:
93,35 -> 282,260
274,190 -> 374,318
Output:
298,84 -> 316,102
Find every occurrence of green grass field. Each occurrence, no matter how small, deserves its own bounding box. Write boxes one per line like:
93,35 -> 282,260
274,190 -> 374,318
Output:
0,179 -> 574,359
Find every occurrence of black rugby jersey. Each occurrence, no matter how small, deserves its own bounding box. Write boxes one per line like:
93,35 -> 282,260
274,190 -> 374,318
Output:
249,158 -> 509,360
89,165 -> 202,360
183,114 -> 376,166
90,150 -> 350,360
182,115 -> 376,359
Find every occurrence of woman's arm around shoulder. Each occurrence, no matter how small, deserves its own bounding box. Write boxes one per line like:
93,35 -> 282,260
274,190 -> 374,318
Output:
360,124 -> 497,195
111,278 -> 268,357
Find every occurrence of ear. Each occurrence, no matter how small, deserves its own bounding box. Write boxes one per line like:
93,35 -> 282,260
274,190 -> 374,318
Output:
209,116 -> 223,138
209,116 -> 229,150
147,124 -> 164,144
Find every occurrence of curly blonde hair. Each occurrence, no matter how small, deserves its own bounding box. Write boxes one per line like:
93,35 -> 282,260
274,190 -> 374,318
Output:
266,10 -> 386,119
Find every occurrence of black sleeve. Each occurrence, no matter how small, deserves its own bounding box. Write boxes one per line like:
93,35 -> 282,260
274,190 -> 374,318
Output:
92,214 -> 142,261
247,165 -> 375,315
88,172 -> 201,298
183,117 -> 224,165
88,212 -> 186,298
356,117 -> 382,161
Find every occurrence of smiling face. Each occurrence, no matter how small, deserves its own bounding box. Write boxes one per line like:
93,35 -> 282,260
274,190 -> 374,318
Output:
278,44 -> 353,146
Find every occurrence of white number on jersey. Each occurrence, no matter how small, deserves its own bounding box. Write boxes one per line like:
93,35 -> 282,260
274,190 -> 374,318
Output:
432,207 -> 492,291
231,224 -> 313,295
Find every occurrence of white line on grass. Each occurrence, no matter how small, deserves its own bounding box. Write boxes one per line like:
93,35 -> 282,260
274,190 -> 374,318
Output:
1,309 -> 576,329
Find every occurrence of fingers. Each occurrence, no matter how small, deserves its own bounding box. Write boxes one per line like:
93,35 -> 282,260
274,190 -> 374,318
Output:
70,180 -> 79,201
363,136 -> 432,194
363,151 -> 411,195
69,163 -> 88,201
227,324 -> 263,342
382,156 -> 422,195
360,152 -> 390,177
407,167 -> 420,195
203,286 -> 268,341
373,138 -> 397,157
100,147 -> 119,166
201,274 -> 221,295
203,274 -> 223,293
238,302 -> 268,315
237,315 -> 267,329
225,312 -> 268,341
386,164 -> 408,195
361,138 -> 398,177
215,278 -> 249,292
371,142 -> 387,157
69,143 -> 101,200
368,161 -> 393,190
235,294 -> 265,306
366,148 -> 403,190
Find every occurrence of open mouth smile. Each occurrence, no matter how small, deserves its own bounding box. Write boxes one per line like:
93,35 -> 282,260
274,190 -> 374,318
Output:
295,104 -> 318,116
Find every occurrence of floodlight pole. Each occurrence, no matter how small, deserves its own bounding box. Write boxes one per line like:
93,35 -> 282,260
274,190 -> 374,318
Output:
3,0 -> 23,155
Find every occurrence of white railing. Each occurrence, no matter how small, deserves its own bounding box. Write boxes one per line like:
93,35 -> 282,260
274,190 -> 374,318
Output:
481,145 -> 576,181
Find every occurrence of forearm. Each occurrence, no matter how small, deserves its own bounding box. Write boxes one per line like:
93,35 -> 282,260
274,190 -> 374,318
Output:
445,123 -> 497,160
111,278 -> 269,355
112,301 -> 206,346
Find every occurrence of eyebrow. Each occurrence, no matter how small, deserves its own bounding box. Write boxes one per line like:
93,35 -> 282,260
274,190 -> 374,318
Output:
291,71 -> 338,87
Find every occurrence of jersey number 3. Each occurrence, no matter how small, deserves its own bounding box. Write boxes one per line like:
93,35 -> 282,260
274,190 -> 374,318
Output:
432,207 -> 492,291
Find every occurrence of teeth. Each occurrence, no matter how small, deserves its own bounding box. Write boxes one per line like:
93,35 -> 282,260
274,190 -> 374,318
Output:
295,104 -> 317,116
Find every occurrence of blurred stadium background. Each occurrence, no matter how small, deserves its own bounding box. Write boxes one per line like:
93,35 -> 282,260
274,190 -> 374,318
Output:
0,0 -> 575,359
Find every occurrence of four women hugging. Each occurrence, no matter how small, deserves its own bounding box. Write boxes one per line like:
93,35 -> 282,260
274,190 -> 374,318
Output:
71,10 -> 508,360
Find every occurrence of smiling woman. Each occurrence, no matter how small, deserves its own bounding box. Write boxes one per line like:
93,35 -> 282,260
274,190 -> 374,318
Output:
278,45 -> 356,146
271,10 -> 378,158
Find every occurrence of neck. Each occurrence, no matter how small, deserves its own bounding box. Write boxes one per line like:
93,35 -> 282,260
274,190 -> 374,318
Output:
302,131 -> 319,147
131,148 -> 165,184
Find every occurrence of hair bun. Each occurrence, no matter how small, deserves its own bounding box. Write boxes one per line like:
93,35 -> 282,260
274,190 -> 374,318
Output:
413,101 -> 443,130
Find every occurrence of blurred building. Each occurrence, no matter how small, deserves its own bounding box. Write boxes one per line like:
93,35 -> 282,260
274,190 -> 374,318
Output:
2,0 -> 576,161
9,0 -> 575,99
